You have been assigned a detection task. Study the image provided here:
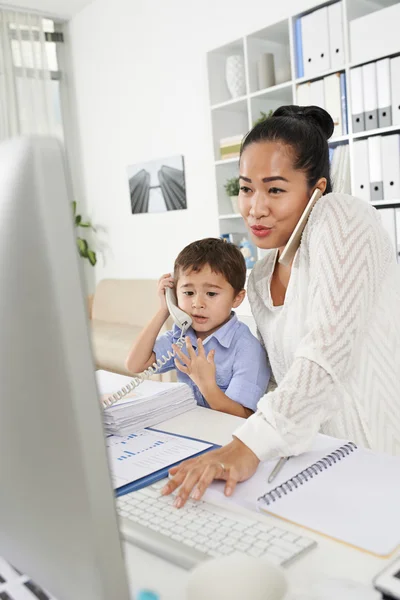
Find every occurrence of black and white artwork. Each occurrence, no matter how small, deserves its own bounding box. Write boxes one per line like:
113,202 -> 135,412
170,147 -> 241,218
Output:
127,155 -> 187,214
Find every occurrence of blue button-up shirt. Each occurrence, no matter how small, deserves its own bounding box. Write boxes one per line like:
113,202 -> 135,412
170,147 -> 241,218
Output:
153,313 -> 270,412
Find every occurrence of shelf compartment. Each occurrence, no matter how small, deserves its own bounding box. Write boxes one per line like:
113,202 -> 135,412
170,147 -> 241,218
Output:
246,20 -> 292,95
207,38 -> 247,107
211,99 -> 248,162
214,160 -> 240,217
346,0 -> 398,25
250,85 -> 293,128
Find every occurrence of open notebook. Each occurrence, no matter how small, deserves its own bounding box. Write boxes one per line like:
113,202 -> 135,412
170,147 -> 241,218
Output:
205,434 -> 400,557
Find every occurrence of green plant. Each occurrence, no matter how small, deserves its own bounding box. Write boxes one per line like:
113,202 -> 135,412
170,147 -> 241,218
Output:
253,109 -> 273,127
224,176 -> 240,197
72,201 -> 97,266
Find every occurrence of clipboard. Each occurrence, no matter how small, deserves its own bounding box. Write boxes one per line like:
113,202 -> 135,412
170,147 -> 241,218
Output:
110,428 -> 220,497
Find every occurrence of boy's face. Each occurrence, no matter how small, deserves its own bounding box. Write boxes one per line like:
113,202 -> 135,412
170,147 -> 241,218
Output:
175,265 -> 245,340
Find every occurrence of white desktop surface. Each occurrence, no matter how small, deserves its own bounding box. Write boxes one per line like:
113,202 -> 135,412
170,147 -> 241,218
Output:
121,406 -> 398,599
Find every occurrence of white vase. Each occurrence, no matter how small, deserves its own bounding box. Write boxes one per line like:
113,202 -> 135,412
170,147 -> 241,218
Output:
225,55 -> 246,99
257,52 -> 276,90
229,195 -> 240,213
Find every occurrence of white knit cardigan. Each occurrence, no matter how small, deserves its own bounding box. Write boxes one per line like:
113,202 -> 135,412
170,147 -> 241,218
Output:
235,193 -> 400,459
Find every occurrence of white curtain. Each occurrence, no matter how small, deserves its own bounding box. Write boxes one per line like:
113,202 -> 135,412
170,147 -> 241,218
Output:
0,9 -> 58,140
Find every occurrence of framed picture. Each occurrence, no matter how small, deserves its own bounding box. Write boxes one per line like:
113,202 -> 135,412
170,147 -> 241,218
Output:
127,155 -> 187,214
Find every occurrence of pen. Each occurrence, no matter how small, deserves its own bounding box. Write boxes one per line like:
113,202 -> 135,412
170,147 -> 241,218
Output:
268,456 -> 290,484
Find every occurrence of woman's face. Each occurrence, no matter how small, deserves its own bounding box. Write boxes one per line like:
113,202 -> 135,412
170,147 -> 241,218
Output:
239,141 -> 324,252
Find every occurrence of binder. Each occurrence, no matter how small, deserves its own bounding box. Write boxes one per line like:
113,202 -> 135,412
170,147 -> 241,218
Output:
376,58 -> 392,128
301,7 -> 330,78
294,17 -> 304,78
377,208 -> 397,259
350,67 -> 365,133
330,144 -> 350,194
340,72 -> 348,135
296,81 -> 311,106
353,139 -> 370,202
362,62 -> 378,131
257,440 -> 400,556
367,135 -> 383,201
327,2 -> 344,70
390,56 -> 400,127
381,134 -> 400,200
324,73 -> 342,137
309,78 -> 325,109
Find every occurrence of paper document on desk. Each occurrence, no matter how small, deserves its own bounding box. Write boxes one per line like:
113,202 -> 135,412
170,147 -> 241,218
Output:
107,428 -> 213,491
96,370 -> 197,436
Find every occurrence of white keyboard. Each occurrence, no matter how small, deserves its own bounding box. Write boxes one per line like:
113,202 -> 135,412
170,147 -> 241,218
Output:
117,479 -> 317,570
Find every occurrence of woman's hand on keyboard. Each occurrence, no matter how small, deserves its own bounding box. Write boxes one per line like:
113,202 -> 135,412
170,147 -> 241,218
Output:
161,437 -> 260,508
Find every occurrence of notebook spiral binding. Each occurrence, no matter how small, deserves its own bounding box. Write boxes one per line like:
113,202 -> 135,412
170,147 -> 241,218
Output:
259,442 -> 357,506
102,332 -> 187,409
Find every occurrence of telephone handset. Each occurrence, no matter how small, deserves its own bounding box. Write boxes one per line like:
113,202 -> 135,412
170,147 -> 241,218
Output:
102,286 -> 192,408
165,286 -> 192,332
278,188 -> 323,267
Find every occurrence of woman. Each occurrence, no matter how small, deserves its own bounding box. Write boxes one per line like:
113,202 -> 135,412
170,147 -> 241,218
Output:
163,105 -> 400,508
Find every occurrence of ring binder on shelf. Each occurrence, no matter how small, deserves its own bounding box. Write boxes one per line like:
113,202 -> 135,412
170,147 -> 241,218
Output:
259,442 -> 357,505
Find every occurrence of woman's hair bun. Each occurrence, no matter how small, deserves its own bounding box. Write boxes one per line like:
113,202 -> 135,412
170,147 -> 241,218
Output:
272,105 -> 334,140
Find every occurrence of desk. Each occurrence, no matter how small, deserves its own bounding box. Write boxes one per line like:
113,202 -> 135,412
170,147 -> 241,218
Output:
121,406 -> 398,599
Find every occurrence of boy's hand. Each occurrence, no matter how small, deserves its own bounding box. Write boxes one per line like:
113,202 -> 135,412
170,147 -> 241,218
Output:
157,273 -> 174,312
173,338 -> 216,392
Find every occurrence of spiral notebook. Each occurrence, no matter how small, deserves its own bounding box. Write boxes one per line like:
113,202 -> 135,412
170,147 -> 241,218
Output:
257,441 -> 400,557
205,435 -> 400,557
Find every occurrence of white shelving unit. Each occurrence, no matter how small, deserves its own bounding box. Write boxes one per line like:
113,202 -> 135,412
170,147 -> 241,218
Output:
206,0 -> 400,265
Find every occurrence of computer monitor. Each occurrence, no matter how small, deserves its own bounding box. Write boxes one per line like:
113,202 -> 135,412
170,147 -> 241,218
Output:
0,137 -> 131,600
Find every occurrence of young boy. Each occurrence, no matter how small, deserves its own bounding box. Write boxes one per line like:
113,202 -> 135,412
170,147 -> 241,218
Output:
126,238 -> 270,418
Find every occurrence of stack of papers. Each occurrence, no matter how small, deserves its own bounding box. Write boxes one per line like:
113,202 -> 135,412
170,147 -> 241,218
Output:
96,370 -> 197,436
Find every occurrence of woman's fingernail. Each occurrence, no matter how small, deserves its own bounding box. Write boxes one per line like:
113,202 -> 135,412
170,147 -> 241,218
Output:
192,489 -> 201,500
174,497 -> 182,508
225,487 -> 232,496
161,485 -> 168,495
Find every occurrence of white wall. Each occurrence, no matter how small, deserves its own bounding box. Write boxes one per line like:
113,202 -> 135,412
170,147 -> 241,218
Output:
67,0 -> 321,290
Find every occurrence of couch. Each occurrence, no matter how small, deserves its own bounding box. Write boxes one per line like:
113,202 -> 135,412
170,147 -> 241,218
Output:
88,278 -> 174,378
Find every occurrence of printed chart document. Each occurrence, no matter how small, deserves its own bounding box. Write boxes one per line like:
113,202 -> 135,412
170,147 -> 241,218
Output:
106,429 -> 213,490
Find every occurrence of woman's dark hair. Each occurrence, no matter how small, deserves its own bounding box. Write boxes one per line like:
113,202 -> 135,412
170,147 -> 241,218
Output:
174,237 -> 246,295
240,105 -> 334,194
